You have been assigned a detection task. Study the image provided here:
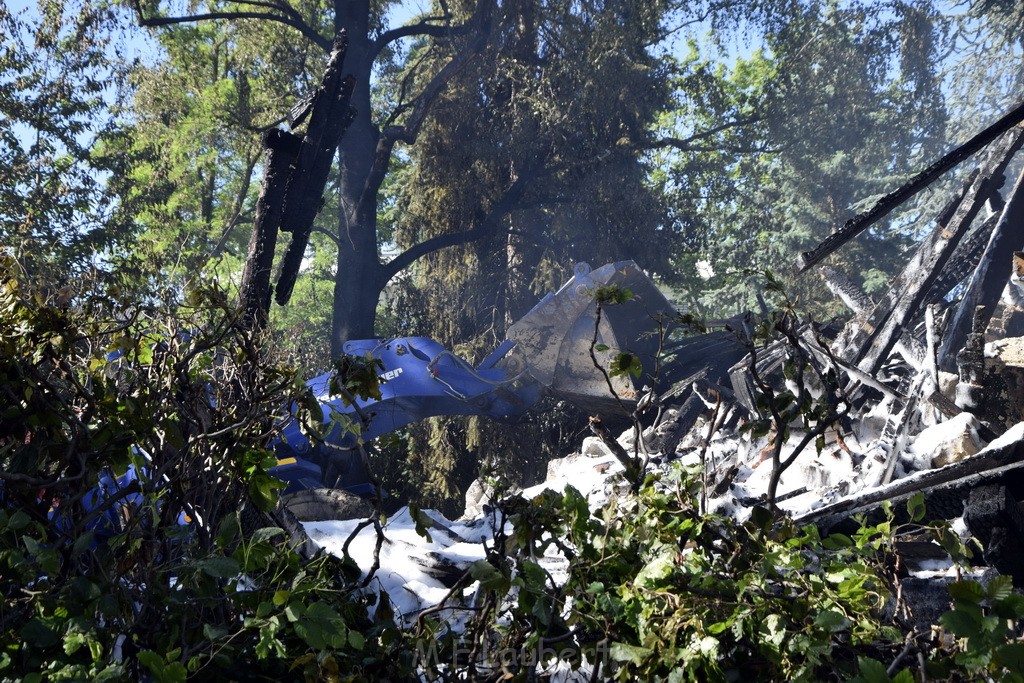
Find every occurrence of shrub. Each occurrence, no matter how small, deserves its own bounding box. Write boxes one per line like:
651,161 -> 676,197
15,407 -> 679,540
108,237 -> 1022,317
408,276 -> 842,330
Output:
0,258 -> 411,680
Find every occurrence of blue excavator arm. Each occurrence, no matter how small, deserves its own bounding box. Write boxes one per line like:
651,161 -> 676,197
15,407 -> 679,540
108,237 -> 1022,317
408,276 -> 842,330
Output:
273,335 -> 544,496
272,261 -> 684,497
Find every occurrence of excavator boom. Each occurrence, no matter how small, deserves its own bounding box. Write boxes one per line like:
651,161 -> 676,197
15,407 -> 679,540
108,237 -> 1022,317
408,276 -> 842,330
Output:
275,261 -> 680,493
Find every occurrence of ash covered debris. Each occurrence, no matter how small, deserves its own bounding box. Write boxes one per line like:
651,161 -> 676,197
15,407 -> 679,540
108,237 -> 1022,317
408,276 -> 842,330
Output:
284,108 -> 1024,679
684,108 -> 1024,581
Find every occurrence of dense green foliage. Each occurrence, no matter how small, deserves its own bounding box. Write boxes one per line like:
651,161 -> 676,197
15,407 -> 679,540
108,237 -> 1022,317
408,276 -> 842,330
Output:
0,260 -> 410,680
2,259 -> 1023,681
0,1 -> 133,280
659,0 -> 950,317
411,466 -> 1024,682
4,1 -> 1024,678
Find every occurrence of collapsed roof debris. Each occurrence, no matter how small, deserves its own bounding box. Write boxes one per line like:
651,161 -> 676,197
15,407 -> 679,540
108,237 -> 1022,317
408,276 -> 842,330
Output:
286,104 -> 1024,668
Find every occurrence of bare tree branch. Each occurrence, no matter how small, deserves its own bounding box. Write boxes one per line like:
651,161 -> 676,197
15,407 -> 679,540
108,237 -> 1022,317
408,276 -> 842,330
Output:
130,0 -> 331,51
648,116 -> 760,151
372,16 -> 468,55
380,170 -> 531,284
358,2 -> 492,211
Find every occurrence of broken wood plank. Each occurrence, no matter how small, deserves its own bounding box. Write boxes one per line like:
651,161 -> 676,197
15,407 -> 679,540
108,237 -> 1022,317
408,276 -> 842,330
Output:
795,100 -> 1024,272
840,127 -> 1024,376
821,265 -> 925,368
939,165 -> 1024,372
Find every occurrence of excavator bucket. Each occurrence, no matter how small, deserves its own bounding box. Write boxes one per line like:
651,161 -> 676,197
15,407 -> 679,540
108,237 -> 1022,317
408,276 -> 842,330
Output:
504,261 -> 677,414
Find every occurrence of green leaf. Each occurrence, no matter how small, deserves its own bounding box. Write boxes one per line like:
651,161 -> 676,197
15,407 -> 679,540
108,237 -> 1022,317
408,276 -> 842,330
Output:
821,533 -> 853,550
299,601 -> 348,650
72,530 -> 96,555
814,610 -> 851,633
707,621 -> 730,635
763,614 -> 786,648
531,595 -> 553,626
69,576 -> 101,603
907,492 -> 925,522
216,513 -> 240,549
892,670 -> 913,683
8,509 -> 30,531
947,580 -> 986,605
137,652 -> 162,670
855,657 -> 890,683
251,526 -> 285,543
284,602 -> 305,622
609,352 -> 643,379
994,643 -> 1024,670
609,642 -> 652,665
63,630 -> 88,656
469,560 -> 510,593
635,552 -> 674,588
19,618 -> 59,649
408,504 -> 434,543
987,574 -> 1014,601
247,473 -> 285,511
939,607 -> 980,638
137,650 -> 187,683
995,594 -> 1024,620
203,623 -> 230,641
749,505 -> 773,531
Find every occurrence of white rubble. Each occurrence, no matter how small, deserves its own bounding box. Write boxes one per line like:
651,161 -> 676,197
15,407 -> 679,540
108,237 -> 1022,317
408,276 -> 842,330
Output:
298,401 -> 1024,675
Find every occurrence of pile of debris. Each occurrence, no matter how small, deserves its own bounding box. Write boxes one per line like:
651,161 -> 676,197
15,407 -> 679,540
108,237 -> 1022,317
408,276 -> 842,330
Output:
661,112 -> 1024,578
293,111 -> 1024,643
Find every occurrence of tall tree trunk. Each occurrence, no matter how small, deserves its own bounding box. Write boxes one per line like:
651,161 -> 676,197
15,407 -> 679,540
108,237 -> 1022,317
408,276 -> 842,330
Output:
331,202 -> 382,355
239,129 -> 301,328
331,2 -> 383,353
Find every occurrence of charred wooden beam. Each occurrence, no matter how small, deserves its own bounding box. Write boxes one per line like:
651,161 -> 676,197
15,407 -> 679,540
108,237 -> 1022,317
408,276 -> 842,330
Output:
795,101 -> 1024,273
820,265 -> 874,312
939,165 -> 1024,372
955,305 -> 988,414
238,128 -> 302,327
963,485 -> 1024,585
799,326 -> 903,401
793,423 -> 1024,532
879,392 -> 919,486
275,32 -> 357,306
923,212 -> 1000,305
820,265 -> 925,369
925,390 -> 1000,443
838,128 -> 1024,376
